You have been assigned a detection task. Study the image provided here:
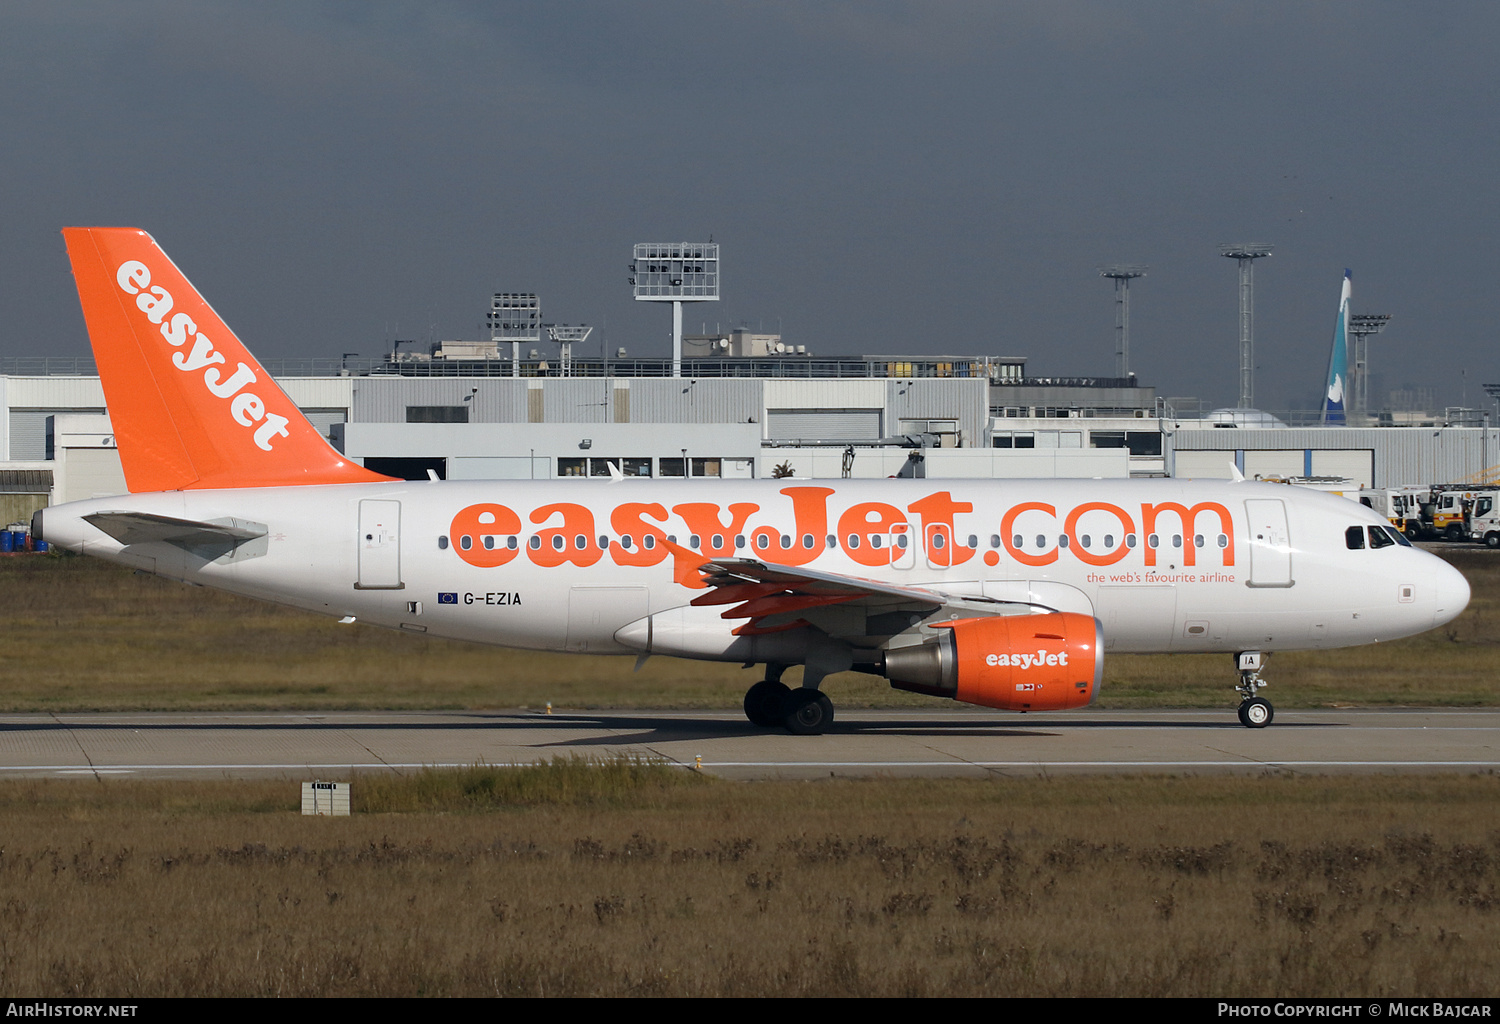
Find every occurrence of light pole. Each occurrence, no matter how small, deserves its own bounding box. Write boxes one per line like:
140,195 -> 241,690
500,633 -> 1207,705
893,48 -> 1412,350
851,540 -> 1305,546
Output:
1220,244 -> 1273,408
1099,265 -> 1147,379
630,243 -> 720,377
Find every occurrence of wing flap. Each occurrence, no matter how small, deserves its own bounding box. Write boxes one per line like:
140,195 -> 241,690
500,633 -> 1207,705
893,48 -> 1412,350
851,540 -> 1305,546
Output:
691,557 -> 1037,646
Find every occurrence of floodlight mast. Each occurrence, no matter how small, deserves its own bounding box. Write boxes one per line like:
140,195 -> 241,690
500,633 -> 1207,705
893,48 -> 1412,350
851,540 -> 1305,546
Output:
1220,244 -> 1273,408
630,243 -> 720,377
489,293 -> 541,378
1099,264 -> 1147,379
1349,313 -> 1391,425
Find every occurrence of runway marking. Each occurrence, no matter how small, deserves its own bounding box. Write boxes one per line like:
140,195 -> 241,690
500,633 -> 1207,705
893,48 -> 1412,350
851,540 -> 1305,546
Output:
55,768 -> 134,775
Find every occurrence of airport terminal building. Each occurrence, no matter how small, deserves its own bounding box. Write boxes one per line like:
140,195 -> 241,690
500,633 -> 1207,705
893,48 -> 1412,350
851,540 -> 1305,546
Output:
1,351 -> 1495,525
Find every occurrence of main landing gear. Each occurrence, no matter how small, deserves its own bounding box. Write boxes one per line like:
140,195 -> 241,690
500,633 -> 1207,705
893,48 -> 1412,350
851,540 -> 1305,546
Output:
743,664 -> 835,735
1234,650 -> 1274,729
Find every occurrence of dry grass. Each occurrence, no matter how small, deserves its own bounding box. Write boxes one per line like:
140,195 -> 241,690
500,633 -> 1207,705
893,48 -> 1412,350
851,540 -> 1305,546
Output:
1,548 -> 1497,711
0,767 -> 1495,996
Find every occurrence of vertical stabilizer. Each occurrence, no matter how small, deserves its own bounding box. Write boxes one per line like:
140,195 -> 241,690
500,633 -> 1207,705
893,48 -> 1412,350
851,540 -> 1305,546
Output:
62,228 -> 392,491
1321,269 -> 1351,425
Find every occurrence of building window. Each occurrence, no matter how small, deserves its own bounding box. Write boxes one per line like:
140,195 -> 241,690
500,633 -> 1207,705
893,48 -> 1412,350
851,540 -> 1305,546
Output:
406,406 -> 469,424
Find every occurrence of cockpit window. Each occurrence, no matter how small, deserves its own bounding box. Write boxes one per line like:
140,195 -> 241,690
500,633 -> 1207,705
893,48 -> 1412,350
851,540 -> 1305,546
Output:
1367,525 -> 1396,549
1345,526 -> 1365,550
1386,525 -> 1412,547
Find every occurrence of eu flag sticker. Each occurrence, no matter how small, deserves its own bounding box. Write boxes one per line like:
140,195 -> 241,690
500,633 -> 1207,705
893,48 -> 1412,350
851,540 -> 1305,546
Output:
437,592 -> 459,604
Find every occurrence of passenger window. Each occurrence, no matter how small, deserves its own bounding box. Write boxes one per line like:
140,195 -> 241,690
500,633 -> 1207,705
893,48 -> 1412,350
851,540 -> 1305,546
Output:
622,535 -> 634,549
690,535 -> 701,549
967,534 -> 978,548
1216,534 -> 1227,548
1014,535 -> 1024,548
1368,526 -> 1395,549
438,536 -> 449,550
1172,535 -> 1182,549
847,533 -> 861,548
1345,526 -> 1365,550
529,535 -> 541,550
1126,534 -> 1137,548
990,534 -> 1001,549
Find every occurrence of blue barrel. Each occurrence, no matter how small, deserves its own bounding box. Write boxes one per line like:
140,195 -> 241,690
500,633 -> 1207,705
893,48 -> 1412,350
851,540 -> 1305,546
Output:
0,532 -> 12,553
33,541 -> 47,553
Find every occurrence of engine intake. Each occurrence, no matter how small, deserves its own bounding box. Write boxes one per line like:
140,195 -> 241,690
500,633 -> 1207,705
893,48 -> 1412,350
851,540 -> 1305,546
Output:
882,612 -> 1103,711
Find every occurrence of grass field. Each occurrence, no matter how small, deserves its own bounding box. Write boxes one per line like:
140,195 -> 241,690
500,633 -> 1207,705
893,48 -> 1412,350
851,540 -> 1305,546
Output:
0,548 -> 1495,713
0,764 -> 1495,997
2,556 -> 1498,997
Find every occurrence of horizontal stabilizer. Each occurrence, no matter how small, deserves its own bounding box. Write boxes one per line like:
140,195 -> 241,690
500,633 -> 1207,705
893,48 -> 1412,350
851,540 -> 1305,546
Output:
85,511 -> 267,553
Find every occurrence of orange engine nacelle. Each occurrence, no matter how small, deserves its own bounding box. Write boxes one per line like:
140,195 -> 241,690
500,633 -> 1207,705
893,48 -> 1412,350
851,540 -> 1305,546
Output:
881,612 -> 1103,712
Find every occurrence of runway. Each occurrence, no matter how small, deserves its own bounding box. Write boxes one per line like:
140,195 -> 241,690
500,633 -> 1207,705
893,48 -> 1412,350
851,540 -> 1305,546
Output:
1,707 -> 1498,780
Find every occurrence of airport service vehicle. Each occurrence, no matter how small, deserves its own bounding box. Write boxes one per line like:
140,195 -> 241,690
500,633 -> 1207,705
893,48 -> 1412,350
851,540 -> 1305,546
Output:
32,229 -> 1471,733
1426,487 -> 1500,542
1465,493 -> 1500,548
1359,487 -> 1431,540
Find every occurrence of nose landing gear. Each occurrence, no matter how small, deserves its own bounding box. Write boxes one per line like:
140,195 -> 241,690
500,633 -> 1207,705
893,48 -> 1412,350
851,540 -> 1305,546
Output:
1234,651 -> 1274,728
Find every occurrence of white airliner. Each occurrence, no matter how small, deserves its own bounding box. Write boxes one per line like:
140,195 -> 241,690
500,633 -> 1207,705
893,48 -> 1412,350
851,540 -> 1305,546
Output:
33,228 -> 1470,733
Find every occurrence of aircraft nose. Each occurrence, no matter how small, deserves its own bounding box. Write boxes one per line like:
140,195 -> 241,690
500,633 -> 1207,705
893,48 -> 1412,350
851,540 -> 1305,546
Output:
1431,558 -> 1471,629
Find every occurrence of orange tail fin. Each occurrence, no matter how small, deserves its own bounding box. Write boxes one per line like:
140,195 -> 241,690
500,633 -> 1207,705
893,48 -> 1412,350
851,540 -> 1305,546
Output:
62,227 -> 391,491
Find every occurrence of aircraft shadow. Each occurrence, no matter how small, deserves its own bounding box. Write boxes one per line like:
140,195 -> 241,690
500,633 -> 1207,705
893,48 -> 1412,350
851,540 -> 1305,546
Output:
0,711 -> 1339,747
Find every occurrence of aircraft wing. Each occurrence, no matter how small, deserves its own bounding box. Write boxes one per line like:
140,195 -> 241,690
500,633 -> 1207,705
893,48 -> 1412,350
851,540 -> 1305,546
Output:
84,511 -> 267,557
690,557 -> 1035,646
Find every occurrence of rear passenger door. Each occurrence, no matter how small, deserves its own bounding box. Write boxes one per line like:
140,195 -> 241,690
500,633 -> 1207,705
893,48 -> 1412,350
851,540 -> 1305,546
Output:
356,499 -> 403,590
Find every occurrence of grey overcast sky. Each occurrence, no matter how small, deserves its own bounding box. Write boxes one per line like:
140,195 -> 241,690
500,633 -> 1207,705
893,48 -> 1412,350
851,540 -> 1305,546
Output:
2,1 -> 1497,412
